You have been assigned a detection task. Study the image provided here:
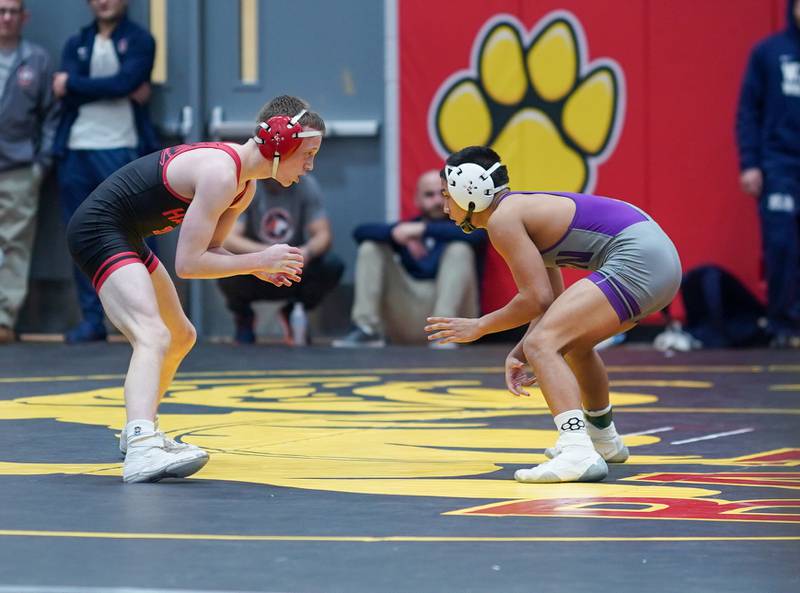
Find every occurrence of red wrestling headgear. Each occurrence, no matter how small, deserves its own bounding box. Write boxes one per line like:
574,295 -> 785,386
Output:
253,109 -> 322,178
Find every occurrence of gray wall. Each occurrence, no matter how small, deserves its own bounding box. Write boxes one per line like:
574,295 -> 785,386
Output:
19,0 -> 386,337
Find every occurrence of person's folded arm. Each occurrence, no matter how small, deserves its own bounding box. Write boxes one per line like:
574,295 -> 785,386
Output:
352,222 -> 395,243
66,34 -> 155,99
424,220 -> 486,246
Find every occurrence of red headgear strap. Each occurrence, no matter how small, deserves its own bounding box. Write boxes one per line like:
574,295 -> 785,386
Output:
253,109 -> 322,178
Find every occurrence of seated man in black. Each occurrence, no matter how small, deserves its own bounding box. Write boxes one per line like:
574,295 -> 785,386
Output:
217,175 -> 344,344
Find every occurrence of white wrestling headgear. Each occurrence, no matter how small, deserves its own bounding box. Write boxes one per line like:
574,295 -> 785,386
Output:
444,161 -> 508,233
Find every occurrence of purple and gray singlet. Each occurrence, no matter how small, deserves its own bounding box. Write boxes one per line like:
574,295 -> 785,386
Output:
502,191 -> 682,323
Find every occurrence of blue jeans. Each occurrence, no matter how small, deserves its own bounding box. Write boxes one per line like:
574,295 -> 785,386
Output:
759,168 -> 800,336
58,148 -> 138,328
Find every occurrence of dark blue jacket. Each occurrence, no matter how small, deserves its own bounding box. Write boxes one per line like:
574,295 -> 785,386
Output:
353,217 -> 486,280
53,15 -> 159,158
736,0 -> 800,171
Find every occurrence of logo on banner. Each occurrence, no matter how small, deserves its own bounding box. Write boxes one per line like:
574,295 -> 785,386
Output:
429,11 -> 626,193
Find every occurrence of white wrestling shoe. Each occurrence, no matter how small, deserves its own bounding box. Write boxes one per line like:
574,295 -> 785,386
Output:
119,418 -> 202,457
123,433 -> 209,483
544,432 -> 630,463
516,433 -> 608,483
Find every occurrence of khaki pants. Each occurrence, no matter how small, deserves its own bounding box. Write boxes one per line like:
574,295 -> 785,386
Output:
351,241 -> 480,343
0,166 -> 41,328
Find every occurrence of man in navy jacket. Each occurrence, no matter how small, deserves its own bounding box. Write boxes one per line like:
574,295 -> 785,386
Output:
736,0 -> 800,347
53,0 -> 158,343
333,169 -> 486,347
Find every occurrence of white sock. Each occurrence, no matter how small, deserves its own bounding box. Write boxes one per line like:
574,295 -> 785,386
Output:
554,409 -> 588,436
125,419 -> 155,444
583,405 -> 619,440
553,409 -> 593,450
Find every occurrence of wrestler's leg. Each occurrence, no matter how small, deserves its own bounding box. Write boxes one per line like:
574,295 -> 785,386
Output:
522,279 -> 628,415
515,279 -> 627,483
99,263 -> 208,482
546,346 -> 632,463
98,263 -> 171,422
149,261 -> 197,401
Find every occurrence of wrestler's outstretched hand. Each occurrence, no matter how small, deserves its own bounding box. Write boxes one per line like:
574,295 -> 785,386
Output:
259,244 -> 304,276
424,316 -> 482,345
253,271 -> 300,287
505,354 -> 537,397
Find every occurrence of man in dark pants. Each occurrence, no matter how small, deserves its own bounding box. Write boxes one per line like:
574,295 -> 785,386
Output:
0,0 -> 58,344
217,175 -> 344,344
52,0 -> 158,343
736,0 -> 800,348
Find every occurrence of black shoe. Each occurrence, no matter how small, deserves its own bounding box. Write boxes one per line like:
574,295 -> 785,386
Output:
331,325 -> 385,348
65,321 -> 107,344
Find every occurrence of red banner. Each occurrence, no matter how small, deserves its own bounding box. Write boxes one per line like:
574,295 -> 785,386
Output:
399,0 -> 783,317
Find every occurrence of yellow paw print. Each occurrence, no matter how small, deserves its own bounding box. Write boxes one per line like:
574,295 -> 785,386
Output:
430,12 -> 625,192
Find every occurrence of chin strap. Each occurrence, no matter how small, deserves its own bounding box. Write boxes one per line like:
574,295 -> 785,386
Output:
457,202 -> 477,234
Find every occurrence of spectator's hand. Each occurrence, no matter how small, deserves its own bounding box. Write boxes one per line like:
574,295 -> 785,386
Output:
391,221 -> 425,245
425,316 -> 482,345
52,72 -> 69,99
740,168 -> 763,197
257,244 -> 304,279
254,271 -> 296,287
405,238 -> 428,260
505,354 -> 536,397
129,81 -> 152,105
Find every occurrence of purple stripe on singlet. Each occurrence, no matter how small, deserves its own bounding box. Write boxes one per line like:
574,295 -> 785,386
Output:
589,272 -> 629,321
607,274 -> 641,318
500,191 -> 649,255
588,271 -> 640,322
545,192 -> 648,236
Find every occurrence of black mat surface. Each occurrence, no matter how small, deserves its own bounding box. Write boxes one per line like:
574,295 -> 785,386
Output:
0,343 -> 798,593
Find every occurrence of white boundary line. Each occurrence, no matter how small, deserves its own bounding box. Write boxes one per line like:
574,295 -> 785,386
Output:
670,428 -> 754,445
623,426 -> 673,437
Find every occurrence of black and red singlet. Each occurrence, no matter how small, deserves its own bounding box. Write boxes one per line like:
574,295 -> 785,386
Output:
67,142 -> 248,291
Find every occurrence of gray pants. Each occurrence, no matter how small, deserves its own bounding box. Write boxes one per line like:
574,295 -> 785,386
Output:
0,165 -> 41,328
351,241 -> 479,343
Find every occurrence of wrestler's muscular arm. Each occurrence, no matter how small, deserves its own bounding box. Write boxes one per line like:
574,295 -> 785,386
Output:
476,204 -> 555,334
174,161 -> 303,280
505,267 -> 564,395
508,267 -> 564,359
206,185 -> 300,287
425,202 -> 554,343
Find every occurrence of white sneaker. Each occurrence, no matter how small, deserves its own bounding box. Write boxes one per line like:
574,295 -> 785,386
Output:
544,433 -> 629,463
119,422 -> 202,457
123,433 -> 209,483
516,433 -> 608,483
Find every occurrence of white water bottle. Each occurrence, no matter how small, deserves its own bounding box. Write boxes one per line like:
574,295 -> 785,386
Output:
289,302 -> 308,346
